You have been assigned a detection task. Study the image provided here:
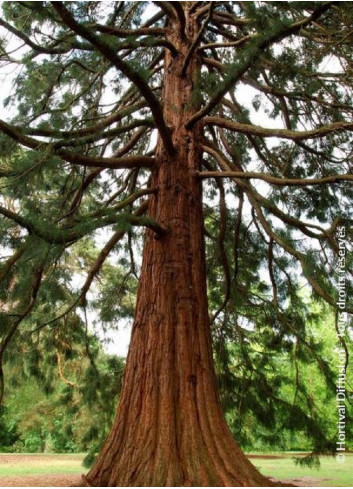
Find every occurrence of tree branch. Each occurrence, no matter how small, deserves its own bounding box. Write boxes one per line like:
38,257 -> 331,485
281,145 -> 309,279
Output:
186,2 -> 335,128
154,2 -> 186,36
0,189 -> 159,245
25,100 -> 146,139
51,2 -> 175,155
0,261 -> 45,403
197,171 -> 353,186
94,25 -> 166,38
201,143 -> 337,242
202,116 -> 353,141
0,18 -> 79,55
181,3 -> 215,77
29,201 -> 150,333
0,245 -> 26,283
59,153 -> 155,170
0,118 -> 155,170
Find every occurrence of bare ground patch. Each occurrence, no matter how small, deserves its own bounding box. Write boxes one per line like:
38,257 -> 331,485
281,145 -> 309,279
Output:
0,454 -> 83,466
0,474 -> 333,487
0,474 -> 82,487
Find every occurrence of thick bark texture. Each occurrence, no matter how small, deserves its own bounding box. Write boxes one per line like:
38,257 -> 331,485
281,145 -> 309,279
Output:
87,6 -> 272,487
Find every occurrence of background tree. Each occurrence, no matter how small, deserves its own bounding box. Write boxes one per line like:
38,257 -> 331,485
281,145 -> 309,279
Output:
1,330 -> 125,457
0,1 -> 352,486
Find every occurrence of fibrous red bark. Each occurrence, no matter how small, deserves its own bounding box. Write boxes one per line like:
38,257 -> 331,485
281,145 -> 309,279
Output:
87,5 -> 273,486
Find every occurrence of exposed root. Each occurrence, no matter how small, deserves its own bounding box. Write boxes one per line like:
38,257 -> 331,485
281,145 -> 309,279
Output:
70,475 -> 92,487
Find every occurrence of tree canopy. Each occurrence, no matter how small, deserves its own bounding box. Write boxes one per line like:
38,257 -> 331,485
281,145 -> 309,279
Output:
0,1 -> 352,486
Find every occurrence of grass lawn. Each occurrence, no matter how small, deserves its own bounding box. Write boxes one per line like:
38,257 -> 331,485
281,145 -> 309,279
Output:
0,453 -> 85,477
0,452 -> 352,486
249,452 -> 353,487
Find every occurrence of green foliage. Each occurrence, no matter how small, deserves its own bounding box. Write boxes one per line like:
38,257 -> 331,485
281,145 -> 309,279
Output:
204,196 -> 352,454
0,337 -> 124,454
0,406 -> 18,450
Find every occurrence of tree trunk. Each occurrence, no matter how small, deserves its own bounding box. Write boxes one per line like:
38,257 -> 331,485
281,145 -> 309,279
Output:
87,6 -> 272,487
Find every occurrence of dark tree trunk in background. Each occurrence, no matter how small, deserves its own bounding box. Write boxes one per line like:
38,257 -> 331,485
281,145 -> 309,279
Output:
87,7 -> 271,487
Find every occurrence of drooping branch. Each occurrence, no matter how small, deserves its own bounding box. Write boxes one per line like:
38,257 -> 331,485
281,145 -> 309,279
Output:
0,17 -> 87,55
0,260 -> 45,404
25,100 -> 147,139
268,238 -> 279,313
28,198 -> 166,334
0,118 -> 155,170
210,178 -> 231,324
201,143 -> 339,244
0,189 -> 163,245
56,352 -> 75,388
233,190 -> 243,284
66,128 -> 148,218
186,2 -> 335,128
51,2 -> 175,156
198,170 -> 353,186
247,190 -> 351,311
202,142 -> 352,312
202,116 -> 353,141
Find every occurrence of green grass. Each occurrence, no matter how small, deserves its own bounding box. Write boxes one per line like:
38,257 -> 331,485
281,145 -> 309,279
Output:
250,453 -> 353,487
0,452 -> 352,486
0,453 -> 86,478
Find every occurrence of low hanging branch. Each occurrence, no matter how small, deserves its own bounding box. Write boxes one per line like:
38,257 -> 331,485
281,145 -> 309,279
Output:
0,189 -> 168,245
28,199 -> 163,334
0,261 -> 46,404
248,191 -> 353,312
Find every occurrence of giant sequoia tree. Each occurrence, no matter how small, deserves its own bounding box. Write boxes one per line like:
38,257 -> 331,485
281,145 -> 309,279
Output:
0,1 -> 352,486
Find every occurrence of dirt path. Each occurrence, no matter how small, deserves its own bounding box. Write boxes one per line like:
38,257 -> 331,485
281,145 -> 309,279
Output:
0,454 -> 84,487
0,474 -> 332,487
0,474 -> 82,487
